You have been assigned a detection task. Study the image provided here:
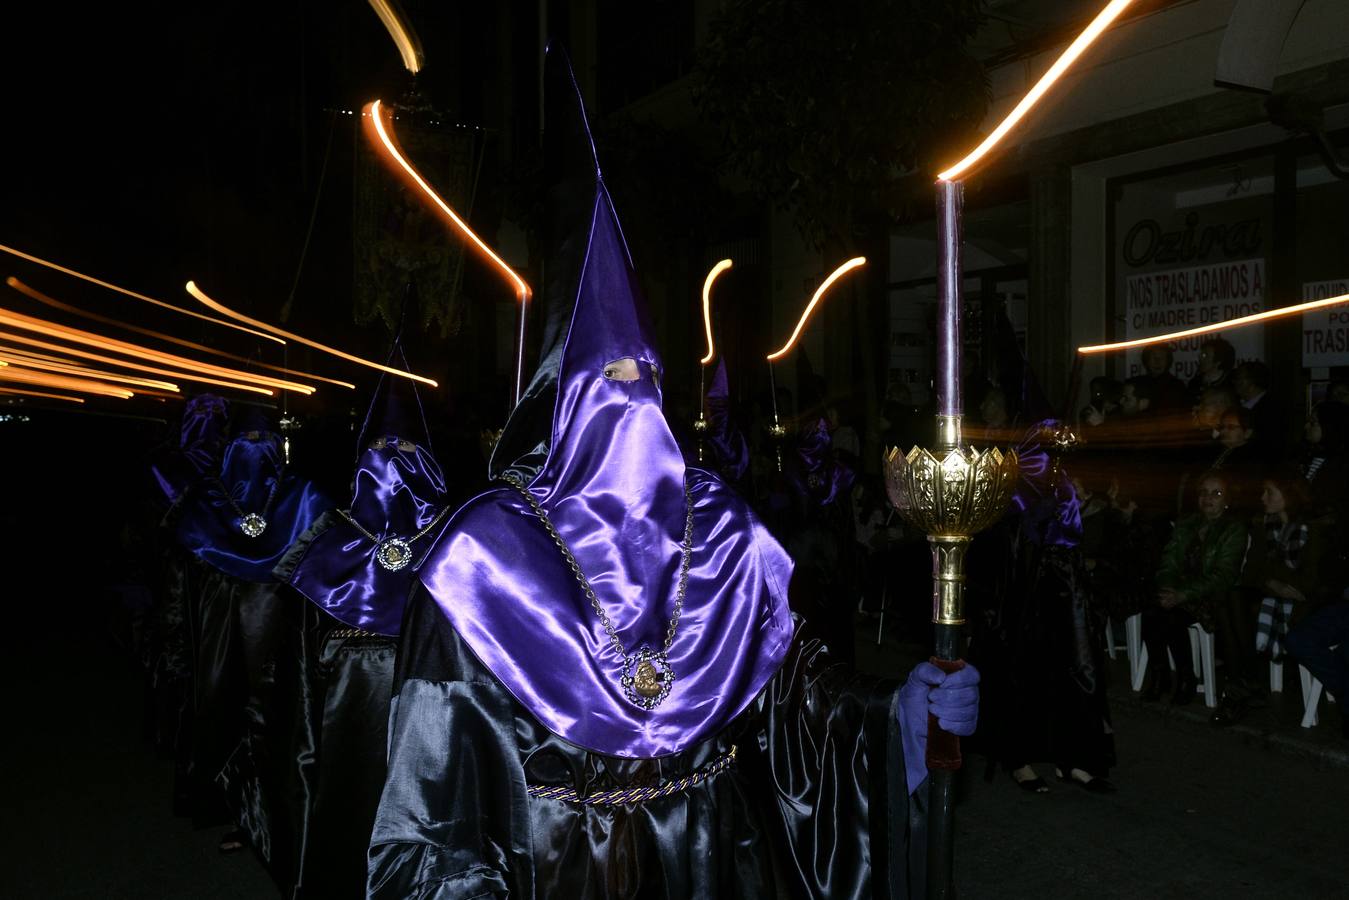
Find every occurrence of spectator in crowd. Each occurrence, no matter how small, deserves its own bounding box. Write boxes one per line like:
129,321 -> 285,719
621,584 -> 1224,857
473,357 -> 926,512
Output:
1243,472 -> 1326,661
1213,470 -> 1324,725
1176,397 -> 1250,518
1302,399 -> 1349,508
1081,376 -> 1123,426
1233,360 -> 1287,464
1286,600 -> 1349,738
1186,337 -> 1236,403
1194,384 -> 1239,434
1119,376 -> 1153,417
1141,471 -> 1246,705
1140,345 -> 1189,411
1212,407 -> 1259,471
1302,399 -> 1349,599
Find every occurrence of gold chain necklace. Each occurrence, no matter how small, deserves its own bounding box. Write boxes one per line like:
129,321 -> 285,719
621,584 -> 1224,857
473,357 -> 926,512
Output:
501,474 -> 694,710
337,504 -> 451,572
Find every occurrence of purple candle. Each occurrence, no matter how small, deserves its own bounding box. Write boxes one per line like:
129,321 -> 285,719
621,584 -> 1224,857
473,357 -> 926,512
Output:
935,179 -> 964,446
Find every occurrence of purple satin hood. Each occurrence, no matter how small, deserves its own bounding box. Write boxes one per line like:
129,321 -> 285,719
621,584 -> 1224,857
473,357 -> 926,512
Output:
421,471 -> 794,758
176,429 -> 330,582
418,52 -> 794,758
1011,419 -> 1082,547
793,416 -> 855,507
149,393 -> 229,505
278,347 -> 449,635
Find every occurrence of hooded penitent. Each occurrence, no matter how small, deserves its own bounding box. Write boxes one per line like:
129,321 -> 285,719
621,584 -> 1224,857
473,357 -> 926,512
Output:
277,343 -> 448,635
149,393 -> 229,505
701,356 -> 750,480
175,407 -> 329,582
417,55 -> 795,759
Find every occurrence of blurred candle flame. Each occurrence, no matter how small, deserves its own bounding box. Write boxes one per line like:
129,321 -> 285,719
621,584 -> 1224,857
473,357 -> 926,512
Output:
0,243 -> 285,344
700,259 -> 733,365
186,280 -> 439,388
1078,292 -> 1349,354
766,257 -> 866,362
937,0 -> 1136,182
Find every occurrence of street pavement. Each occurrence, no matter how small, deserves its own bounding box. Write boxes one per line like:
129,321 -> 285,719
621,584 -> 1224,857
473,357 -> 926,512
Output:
4,602 -> 1345,898
859,622 -> 1349,899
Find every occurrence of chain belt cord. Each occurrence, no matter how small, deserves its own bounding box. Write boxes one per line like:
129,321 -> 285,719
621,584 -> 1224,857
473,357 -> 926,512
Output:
526,745 -> 737,806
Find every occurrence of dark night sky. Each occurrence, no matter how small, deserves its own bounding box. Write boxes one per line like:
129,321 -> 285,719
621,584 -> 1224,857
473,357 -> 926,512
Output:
0,2 -> 509,384
0,2 -> 524,505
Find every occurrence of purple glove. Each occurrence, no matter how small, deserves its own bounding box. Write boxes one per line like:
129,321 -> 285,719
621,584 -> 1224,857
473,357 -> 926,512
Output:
898,661 -> 981,795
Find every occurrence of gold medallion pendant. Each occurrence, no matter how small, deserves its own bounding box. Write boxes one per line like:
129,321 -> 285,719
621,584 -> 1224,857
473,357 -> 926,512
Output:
622,647 -> 675,709
376,537 -> 413,572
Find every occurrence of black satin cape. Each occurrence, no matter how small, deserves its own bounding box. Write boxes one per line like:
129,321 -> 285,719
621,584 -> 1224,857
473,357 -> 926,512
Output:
368,582 -> 924,899
254,534 -> 398,899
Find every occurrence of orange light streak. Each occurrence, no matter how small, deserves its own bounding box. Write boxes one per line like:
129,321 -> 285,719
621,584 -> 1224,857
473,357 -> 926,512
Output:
0,303 -> 314,394
0,386 -> 84,403
186,280 -> 439,387
366,0 -> 424,74
365,100 -> 531,309
766,258 -> 867,362
0,243 -> 285,345
0,352 -> 179,391
937,0 -> 1137,181
1078,293 -> 1349,355
0,330 -> 273,396
0,367 -> 134,398
700,259 -> 733,365
8,278 -> 356,389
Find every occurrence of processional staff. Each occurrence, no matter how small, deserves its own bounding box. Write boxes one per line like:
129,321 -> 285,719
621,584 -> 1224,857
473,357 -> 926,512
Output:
883,2 -> 1140,897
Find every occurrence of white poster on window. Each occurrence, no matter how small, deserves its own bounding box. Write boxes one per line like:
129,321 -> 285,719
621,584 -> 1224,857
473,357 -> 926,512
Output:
1301,278 -> 1349,369
1123,258 -> 1265,380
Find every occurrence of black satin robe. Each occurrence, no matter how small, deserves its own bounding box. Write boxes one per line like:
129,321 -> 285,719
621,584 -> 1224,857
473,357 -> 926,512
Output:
967,518 -> 1115,776
368,585 -> 923,899
150,545 -> 196,815
264,598 -> 397,899
182,556 -> 288,834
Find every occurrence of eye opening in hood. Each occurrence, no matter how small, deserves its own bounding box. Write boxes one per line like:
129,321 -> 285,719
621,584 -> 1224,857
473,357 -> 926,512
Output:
602,357 -> 641,382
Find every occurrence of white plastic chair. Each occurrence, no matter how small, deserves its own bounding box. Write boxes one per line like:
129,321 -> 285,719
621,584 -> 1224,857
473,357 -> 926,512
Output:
1188,623 -> 1217,708
1126,613 -> 1145,691
1128,614 -> 1216,707
1272,648 -> 1337,728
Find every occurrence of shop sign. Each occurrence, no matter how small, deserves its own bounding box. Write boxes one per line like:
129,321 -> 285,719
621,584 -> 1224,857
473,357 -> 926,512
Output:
1302,278 -> 1349,368
1122,258 -> 1265,380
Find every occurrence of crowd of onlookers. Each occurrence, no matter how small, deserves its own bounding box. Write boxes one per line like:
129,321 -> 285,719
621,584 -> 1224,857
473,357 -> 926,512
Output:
1054,339 -> 1348,731
679,339 -> 1349,742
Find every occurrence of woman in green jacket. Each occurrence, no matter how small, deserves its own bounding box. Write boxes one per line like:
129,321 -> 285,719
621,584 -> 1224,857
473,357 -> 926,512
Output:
1141,471 -> 1248,705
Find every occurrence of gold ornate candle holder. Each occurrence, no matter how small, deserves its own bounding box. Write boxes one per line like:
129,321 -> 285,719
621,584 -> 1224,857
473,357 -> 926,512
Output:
883,439 -> 1019,629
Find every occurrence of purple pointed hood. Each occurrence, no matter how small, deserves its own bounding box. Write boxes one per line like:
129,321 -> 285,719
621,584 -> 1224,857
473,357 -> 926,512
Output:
175,408 -> 330,582
149,393 -> 229,506
277,342 -> 449,635
417,47 -> 794,758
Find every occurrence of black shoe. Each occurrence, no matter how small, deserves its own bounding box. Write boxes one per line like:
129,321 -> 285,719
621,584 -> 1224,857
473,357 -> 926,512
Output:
1172,676 -> 1196,706
1055,768 -> 1117,794
1140,666 -> 1171,702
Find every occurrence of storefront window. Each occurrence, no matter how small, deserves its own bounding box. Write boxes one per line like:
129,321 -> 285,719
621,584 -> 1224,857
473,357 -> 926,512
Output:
1111,154 -> 1274,382
1296,149 -> 1349,381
